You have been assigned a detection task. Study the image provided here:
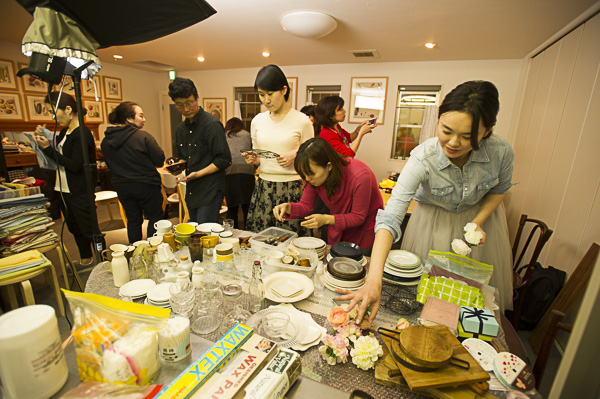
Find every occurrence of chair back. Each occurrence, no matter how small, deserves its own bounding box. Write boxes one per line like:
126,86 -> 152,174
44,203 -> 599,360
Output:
512,214 -> 553,282
177,183 -> 189,223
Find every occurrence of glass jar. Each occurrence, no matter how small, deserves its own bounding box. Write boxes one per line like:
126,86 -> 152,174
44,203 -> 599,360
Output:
221,283 -> 243,316
220,304 -> 252,335
191,273 -> 223,335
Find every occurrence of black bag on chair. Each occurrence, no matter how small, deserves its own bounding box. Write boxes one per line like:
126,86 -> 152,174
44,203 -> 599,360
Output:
519,262 -> 566,330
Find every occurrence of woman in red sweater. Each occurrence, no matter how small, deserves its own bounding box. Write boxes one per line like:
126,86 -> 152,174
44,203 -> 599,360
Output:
273,138 -> 383,253
316,96 -> 375,157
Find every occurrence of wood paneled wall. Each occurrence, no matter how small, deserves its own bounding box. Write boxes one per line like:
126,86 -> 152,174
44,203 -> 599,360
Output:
507,13 -> 600,276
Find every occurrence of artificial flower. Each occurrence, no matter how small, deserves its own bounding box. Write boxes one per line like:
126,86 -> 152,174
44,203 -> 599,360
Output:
395,318 -> 411,330
464,229 -> 483,246
328,307 -> 349,329
337,323 -> 362,344
318,333 -> 349,365
464,222 -> 478,233
350,334 -> 384,371
345,305 -> 359,321
451,238 -> 472,256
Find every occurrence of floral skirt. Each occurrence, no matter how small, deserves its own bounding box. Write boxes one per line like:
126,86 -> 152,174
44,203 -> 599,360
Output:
401,202 -> 513,312
245,177 -> 311,236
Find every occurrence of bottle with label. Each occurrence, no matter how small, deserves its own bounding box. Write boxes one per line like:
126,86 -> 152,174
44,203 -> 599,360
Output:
248,261 -> 265,313
111,251 -> 130,287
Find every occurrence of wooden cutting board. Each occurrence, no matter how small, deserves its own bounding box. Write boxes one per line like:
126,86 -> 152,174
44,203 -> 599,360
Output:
377,325 -> 490,391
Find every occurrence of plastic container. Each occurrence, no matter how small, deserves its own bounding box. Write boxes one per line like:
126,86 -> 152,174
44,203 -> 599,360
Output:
249,227 -> 297,256
0,305 -> 68,399
262,247 -> 318,277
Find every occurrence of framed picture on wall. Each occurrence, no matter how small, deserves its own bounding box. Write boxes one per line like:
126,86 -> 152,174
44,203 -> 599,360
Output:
19,63 -> 53,93
0,91 -> 24,120
24,94 -> 54,122
82,75 -> 102,99
0,60 -> 18,90
103,76 -> 122,100
105,101 -> 121,121
83,99 -> 104,123
202,98 -> 226,125
348,77 -> 388,124
287,77 -> 298,109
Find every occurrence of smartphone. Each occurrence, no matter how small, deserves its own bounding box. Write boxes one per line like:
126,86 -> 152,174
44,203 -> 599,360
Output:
368,118 -> 377,125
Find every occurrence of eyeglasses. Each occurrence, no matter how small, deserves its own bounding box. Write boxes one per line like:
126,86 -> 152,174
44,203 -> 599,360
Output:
174,100 -> 197,109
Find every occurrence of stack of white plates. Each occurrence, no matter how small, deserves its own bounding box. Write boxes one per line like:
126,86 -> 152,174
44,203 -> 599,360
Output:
290,237 -> 326,259
119,279 -> 156,299
323,270 -> 365,291
383,250 -> 423,286
145,282 -> 173,308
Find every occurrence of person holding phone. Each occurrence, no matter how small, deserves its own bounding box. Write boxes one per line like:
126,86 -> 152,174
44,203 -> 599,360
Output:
273,138 -> 383,253
316,96 -> 375,157
242,64 -> 313,234
337,81 -> 515,324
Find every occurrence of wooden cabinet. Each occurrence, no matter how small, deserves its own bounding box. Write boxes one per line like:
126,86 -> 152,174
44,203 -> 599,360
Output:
5,153 -> 38,167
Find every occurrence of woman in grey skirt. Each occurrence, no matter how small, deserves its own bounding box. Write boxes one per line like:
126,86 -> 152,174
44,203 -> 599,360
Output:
337,80 -> 516,323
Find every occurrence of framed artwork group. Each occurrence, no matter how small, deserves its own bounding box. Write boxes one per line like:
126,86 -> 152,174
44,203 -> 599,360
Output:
203,98 -> 227,125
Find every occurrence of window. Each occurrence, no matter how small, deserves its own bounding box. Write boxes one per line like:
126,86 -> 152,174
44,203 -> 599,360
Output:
234,87 -> 261,131
306,85 -> 342,105
391,85 -> 441,160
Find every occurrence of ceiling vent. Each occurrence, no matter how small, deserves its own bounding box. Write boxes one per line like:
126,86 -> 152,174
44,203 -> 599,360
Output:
129,60 -> 175,70
349,49 -> 380,58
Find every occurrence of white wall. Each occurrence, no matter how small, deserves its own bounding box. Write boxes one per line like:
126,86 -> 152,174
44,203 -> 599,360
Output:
173,59 -> 523,180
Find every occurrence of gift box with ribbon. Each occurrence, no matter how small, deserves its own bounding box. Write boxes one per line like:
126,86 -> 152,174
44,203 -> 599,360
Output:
457,321 -> 493,342
459,306 -> 499,337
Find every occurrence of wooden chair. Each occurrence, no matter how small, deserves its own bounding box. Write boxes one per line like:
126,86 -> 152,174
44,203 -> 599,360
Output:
509,214 -> 553,330
177,183 -> 189,223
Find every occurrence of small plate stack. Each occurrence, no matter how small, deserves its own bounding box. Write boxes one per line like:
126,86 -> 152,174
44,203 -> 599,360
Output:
118,279 -> 156,300
383,250 -> 423,286
324,257 -> 366,291
145,282 -> 173,308
327,242 -> 367,266
290,237 -> 327,259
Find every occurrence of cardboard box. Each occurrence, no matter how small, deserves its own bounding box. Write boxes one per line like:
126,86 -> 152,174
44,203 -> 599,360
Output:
458,321 -> 493,342
192,333 -> 278,399
459,306 -> 499,337
155,323 -> 253,399
244,348 -> 301,399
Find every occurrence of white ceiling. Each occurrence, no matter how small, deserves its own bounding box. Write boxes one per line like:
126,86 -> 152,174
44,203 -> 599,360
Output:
1,0 -> 598,72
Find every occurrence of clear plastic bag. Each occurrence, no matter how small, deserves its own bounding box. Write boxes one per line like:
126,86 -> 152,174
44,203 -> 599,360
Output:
62,290 -> 170,386
424,250 -> 494,286
60,381 -> 163,398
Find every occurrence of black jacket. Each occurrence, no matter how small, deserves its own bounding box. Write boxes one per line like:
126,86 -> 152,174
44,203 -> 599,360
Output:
101,124 -> 165,186
41,126 -> 97,196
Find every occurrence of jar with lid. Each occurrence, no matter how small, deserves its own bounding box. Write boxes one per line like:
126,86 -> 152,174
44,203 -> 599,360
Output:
177,255 -> 193,274
221,283 -> 243,316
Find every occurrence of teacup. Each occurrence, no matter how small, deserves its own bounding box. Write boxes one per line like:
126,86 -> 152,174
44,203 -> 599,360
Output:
101,244 -> 129,261
124,245 -> 135,260
269,250 -> 284,263
149,235 -> 163,247
154,220 -> 173,233
175,223 -> 196,236
133,240 -> 149,247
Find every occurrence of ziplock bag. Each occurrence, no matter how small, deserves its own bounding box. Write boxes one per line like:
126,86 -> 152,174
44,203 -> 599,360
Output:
424,250 -> 494,286
63,290 -> 170,386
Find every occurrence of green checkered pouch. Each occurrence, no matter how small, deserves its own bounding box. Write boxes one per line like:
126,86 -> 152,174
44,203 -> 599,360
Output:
417,274 -> 485,308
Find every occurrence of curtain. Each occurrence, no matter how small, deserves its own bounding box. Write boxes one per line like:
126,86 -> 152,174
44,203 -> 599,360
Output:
419,105 -> 438,144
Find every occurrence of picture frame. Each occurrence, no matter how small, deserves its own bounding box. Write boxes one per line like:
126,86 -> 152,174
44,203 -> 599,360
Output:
60,75 -> 74,92
82,99 -> 104,123
19,63 -> 53,93
105,101 -> 121,121
0,91 -> 24,120
103,76 -> 122,100
0,59 -> 18,90
202,98 -> 226,125
348,77 -> 389,124
287,77 -> 298,109
82,75 -> 102,99
24,94 -> 54,122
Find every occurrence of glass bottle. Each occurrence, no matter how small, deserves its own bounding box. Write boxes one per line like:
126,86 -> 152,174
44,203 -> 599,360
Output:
313,262 -> 324,298
248,261 -> 265,313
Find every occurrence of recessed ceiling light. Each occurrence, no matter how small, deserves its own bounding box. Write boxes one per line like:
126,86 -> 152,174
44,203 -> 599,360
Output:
262,51 -> 270,57
424,42 -> 436,49
197,56 -> 205,62
113,54 -> 123,59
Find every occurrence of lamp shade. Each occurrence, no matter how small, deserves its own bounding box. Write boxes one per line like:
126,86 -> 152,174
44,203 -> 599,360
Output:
281,11 -> 337,39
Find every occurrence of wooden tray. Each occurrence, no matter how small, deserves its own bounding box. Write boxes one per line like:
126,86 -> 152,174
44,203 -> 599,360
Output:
376,330 -> 494,398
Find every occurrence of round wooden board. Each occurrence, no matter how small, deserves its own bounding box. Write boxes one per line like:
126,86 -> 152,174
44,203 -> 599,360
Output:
399,325 -> 453,368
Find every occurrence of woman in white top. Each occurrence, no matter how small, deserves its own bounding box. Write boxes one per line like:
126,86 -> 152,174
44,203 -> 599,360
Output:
243,65 -> 313,234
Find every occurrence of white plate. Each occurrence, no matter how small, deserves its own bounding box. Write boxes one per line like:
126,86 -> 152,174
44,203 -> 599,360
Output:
324,271 -> 365,288
263,272 -> 314,303
271,280 -> 303,298
119,279 -> 156,298
327,253 -> 367,266
382,275 -> 420,286
144,297 -> 171,308
387,250 -> 421,268
292,237 -> 326,250
324,279 -> 363,292
383,263 -> 424,278
146,282 -> 173,303
196,223 -> 222,233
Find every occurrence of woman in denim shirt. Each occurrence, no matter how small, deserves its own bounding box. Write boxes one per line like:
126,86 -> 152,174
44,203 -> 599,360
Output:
338,81 -> 515,323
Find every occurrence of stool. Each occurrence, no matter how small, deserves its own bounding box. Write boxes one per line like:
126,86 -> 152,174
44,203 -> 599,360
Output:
37,242 -> 84,291
95,191 -> 127,227
0,262 -> 65,317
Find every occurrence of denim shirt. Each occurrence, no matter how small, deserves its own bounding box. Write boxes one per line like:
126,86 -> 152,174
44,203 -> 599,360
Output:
375,135 -> 515,242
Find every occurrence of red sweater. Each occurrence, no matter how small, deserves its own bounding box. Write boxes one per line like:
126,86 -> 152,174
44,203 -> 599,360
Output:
288,158 -> 383,249
319,125 -> 355,156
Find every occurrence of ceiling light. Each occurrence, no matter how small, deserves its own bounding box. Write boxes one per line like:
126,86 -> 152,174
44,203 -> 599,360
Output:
262,51 -> 270,57
113,54 -> 123,59
197,56 -> 205,62
281,11 -> 337,39
425,42 -> 436,49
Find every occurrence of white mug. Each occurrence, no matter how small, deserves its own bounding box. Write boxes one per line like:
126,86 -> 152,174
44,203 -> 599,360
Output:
269,250 -> 284,263
154,220 -> 172,231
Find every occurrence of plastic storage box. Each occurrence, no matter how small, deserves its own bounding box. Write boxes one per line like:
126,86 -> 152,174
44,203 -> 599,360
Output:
263,247 -> 319,277
249,227 -> 297,256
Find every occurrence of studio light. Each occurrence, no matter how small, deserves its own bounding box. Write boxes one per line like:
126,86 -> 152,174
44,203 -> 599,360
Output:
281,11 -> 337,39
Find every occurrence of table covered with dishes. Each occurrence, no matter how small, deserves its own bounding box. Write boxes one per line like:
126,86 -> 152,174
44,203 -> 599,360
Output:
77,221 -> 525,399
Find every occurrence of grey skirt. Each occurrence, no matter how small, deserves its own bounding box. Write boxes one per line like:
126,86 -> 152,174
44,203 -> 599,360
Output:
401,202 -> 513,312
